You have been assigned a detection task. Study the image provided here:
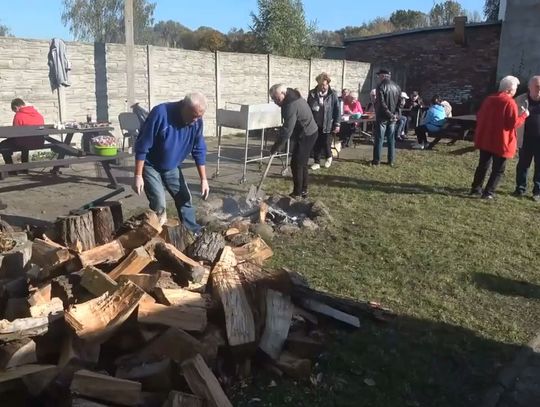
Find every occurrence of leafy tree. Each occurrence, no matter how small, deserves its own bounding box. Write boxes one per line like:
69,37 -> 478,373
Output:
389,9 -> 429,30
250,0 -> 319,59
429,0 -> 466,26
61,0 -> 156,43
194,27 -> 228,52
484,0 -> 500,21
312,30 -> 343,46
151,20 -> 191,48
227,28 -> 258,53
467,10 -> 483,22
0,22 -> 10,37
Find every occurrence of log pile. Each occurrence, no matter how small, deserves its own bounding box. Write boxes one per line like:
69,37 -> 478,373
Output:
0,204 -> 392,406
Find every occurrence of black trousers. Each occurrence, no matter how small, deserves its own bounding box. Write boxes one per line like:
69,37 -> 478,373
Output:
415,124 -> 429,144
313,128 -> 332,162
515,136 -> 540,195
291,132 -> 318,195
471,149 -> 507,195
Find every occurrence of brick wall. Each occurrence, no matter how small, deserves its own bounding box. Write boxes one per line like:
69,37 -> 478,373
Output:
345,23 -> 501,108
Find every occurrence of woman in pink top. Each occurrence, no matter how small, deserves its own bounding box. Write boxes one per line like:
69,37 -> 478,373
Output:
343,91 -> 363,115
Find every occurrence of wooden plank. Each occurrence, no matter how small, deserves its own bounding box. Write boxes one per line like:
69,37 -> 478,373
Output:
80,266 -> 118,297
70,369 -> 142,406
29,297 -> 64,318
78,240 -> 125,268
0,364 -> 56,384
299,298 -> 360,328
65,281 -> 144,341
138,301 -> 206,333
181,354 -> 233,407
153,287 -> 207,308
0,338 -> 37,369
259,289 -> 294,359
0,316 -> 50,342
232,236 -> 273,265
164,391 -> 204,407
211,246 -> 255,347
107,246 -> 152,281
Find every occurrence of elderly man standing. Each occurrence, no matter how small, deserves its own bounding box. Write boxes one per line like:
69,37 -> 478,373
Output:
470,76 -> 528,200
513,76 -> 540,201
372,69 -> 401,166
133,93 -> 209,233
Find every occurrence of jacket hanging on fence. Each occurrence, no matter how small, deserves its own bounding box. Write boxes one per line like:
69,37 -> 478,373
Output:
48,38 -> 71,90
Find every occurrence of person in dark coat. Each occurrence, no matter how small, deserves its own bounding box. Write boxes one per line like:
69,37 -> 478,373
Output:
270,84 -> 319,199
307,72 -> 340,170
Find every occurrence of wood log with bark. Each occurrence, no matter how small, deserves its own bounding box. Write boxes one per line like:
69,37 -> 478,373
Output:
0,316 -> 50,341
30,238 -> 80,280
137,301 -> 207,333
101,201 -> 123,232
116,210 -> 162,250
160,219 -> 194,252
153,241 -> 198,286
56,211 -> 96,252
91,206 -> 115,245
187,231 -> 225,265
232,236 -> 273,265
78,240 -> 125,268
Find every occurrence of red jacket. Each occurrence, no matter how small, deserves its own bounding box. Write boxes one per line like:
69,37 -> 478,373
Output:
474,92 -> 526,158
13,106 -> 45,126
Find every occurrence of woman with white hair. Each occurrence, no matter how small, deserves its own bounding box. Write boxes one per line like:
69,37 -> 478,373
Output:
470,75 -> 529,199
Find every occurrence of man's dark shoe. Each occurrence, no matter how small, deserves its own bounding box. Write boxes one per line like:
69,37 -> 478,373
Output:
533,194 -> 540,202
481,193 -> 494,200
370,160 -> 380,167
289,192 -> 301,200
512,190 -> 526,197
469,188 -> 482,197
387,162 -> 395,167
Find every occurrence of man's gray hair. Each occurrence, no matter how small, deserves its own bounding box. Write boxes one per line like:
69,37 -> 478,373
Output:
269,83 -> 287,97
184,92 -> 207,110
499,75 -> 520,92
529,75 -> 540,86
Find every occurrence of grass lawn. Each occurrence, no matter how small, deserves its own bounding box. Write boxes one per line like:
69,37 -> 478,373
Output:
232,141 -> 540,407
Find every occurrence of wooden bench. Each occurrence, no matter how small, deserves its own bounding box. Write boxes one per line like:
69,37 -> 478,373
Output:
426,117 -> 476,150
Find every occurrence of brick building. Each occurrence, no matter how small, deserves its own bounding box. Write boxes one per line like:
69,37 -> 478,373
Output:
344,22 -> 502,112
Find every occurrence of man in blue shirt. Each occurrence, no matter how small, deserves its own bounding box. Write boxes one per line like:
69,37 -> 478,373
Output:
133,93 -> 209,234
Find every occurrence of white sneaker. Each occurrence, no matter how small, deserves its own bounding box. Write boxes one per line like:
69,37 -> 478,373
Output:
311,163 -> 321,170
324,157 -> 332,168
412,143 -> 425,150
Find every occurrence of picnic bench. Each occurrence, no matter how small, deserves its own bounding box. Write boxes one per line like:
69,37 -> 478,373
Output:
0,124 -> 129,188
426,114 -> 476,150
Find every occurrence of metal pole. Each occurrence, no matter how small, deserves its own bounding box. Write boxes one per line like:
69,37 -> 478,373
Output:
125,0 -> 135,107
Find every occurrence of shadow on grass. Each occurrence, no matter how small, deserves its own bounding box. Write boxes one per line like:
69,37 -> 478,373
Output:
235,315 -> 520,407
473,272 -> 540,300
308,173 -> 468,197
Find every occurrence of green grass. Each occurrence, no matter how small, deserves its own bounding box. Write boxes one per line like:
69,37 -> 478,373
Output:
232,142 -> 540,407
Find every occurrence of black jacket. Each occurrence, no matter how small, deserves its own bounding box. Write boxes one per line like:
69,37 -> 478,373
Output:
375,78 -> 401,121
277,88 -> 319,145
307,87 -> 340,133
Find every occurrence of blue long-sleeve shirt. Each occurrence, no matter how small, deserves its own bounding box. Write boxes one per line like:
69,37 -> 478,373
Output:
135,101 -> 207,170
422,104 -> 446,133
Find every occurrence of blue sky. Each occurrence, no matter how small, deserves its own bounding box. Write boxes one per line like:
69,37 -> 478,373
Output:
2,0 -> 486,40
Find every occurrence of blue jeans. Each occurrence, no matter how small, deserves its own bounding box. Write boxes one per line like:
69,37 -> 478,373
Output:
515,136 -> 540,195
373,120 -> 396,164
143,164 -> 200,233
395,115 -> 408,139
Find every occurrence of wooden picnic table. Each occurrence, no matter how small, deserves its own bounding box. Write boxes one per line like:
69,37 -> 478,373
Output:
334,115 -> 376,157
0,124 -> 128,188
427,114 -> 477,150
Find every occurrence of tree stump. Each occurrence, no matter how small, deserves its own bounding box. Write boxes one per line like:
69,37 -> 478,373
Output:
101,201 -> 123,232
91,206 -> 115,245
186,231 -> 225,265
56,211 -> 96,252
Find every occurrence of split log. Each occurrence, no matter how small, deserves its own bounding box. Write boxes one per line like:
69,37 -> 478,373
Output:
181,354 -> 233,407
91,206 -> 115,245
164,391 -> 205,407
199,324 -> 226,366
298,298 -> 360,328
236,261 -> 291,292
259,202 -> 269,223
117,273 -> 161,292
0,316 -> 50,341
107,247 -> 152,281
0,232 -> 32,279
29,297 -> 64,318
30,238 -> 79,280
232,236 -> 273,265
27,284 -> 52,306
259,289 -> 294,359
160,219 -> 194,252
0,338 -> 37,369
275,351 -> 312,379
101,201 -> 123,232
56,211 -> 96,252
187,266 -> 210,293
187,231 -> 225,265
0,364 -> 56,384
115,358 -> 172,392
211,246 -> 255,347
138,301 -> 206,333
80,266 -> 118,297
70,369 -> 142,406
51,274 -> 85,309
65,281 -> 145,342
153,287 -> 207,308
58,334 -> 100,367
153,241 -> 198,286
117,210 -> 162,250
78,240 -> 125,268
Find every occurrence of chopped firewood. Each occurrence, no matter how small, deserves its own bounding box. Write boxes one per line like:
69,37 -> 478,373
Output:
236,261 -> 290,292
29,297 -> 64,318
225,228 -> 240,237
275,351 -> 312,379
187,231 -> 225,265
160,219 -> 194,252
3,298 -> 30,320
116,358 -> 172,392
232,236 -> 273,265
78,240 -> 125,268
117,272 -> 161,292
153,241 -> 199,285
182,354 -> 233,407
100,201 -> 124,232
115,327 -> 204,367
164,391 -> 205,407
211,246 -> 255,347
298,298 -> 360,328
31,238 -> 78,279
0,316 -> 50,341
187,266 -> 210,293
117,211 -> 162,250
0,232 -> 32,279
138,301 -> 206,333
259,289 -> 294,359
0,338 -> 37,369
259,202 -> 269,223
22,365 -> 61,397
153,287 -> 208,308
154,271 -> 182,290
56,211 -> 96,252
65,281 -> 145,342
70,369 -> 142,406
58,334 -> 100,367
51,273 -> 86,309
293,305 -> 318,325
285,331 -> 325,359
0,364 -> 56,384
27,284 -> 52,306
200,324 -> 226,365
91,206 -> 115,245
80,266 -> 118,297
108,247 -> 153,280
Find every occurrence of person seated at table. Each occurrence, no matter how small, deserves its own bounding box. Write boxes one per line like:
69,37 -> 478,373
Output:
413,95 -> 446,150
441,100 -> 453,117
404,91 -> 424,129
365,89 -> 377,112
340,91 -> 363,147
395,92 -> 409,141
0,98 -> 45,165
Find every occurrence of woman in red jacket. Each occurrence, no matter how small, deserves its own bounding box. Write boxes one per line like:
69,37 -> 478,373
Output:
470,76 -> 529,199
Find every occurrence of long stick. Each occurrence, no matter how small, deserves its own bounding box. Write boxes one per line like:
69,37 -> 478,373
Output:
257,153 -> 276,194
